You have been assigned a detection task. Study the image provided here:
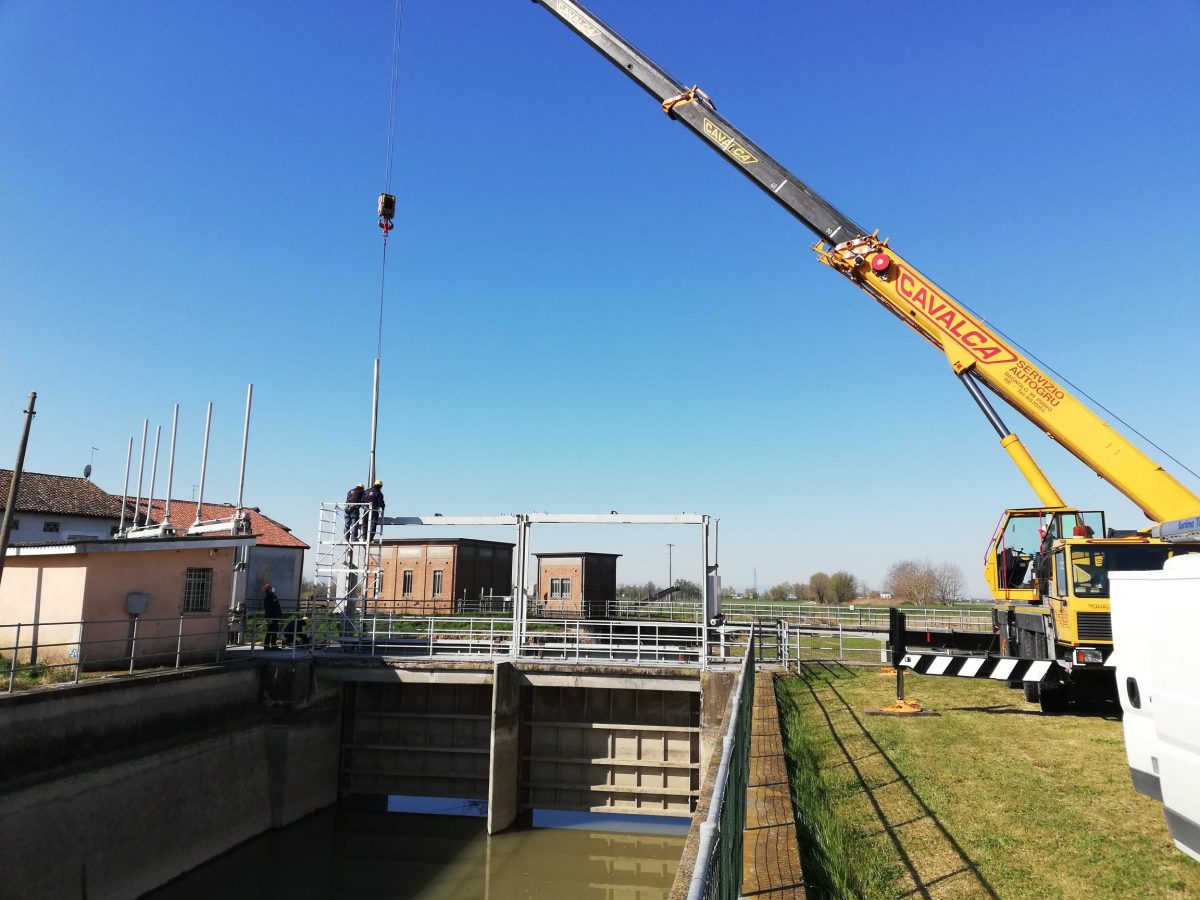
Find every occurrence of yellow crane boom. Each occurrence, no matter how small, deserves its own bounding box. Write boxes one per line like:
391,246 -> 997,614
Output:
817,236 -> 1200,523
532,0 -> 1200,526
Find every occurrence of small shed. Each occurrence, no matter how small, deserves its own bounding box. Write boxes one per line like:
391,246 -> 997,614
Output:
534,552 -> 621,619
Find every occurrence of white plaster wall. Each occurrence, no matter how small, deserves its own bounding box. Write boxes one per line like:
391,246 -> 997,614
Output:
7,514 -> 116,543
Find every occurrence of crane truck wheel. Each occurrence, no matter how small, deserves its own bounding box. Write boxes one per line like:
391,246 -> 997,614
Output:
1038,683 -> 1068,714
1023,681 -> 1040,703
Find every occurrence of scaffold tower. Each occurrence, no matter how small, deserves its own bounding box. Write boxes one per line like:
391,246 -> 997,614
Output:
315,501 -> 383,635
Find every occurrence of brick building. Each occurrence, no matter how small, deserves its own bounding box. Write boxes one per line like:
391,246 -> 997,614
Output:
374,538 -> 515,615
534,552 -> 620,618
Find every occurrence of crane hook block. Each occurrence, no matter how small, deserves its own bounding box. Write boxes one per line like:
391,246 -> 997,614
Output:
377,192 -> 397,233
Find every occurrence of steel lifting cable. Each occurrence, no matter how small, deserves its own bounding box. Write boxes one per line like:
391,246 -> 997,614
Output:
945,280 -> 1200,483
997,328 -> 1200,483
376,0 -> 405,361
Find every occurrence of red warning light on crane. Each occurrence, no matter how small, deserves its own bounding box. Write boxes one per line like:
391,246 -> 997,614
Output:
871,253 -> 891,273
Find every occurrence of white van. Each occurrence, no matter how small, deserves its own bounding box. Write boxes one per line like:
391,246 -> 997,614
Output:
1111,554 -> 1200,862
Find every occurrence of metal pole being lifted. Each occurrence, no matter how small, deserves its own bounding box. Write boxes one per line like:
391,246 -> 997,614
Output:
0,392 -> 38,588
368,359 -> 380,487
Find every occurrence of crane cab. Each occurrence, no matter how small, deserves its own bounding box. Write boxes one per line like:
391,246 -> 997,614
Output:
987,508 -> 1200,697
984,507 -> 1105,604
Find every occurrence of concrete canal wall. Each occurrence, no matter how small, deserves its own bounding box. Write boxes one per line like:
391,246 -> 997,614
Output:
0,657 -> 737,899
0,661 -> 341,900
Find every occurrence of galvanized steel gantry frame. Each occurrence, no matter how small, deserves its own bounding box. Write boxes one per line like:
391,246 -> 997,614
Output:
381,511 -> 717,643
312,511 -> 720,661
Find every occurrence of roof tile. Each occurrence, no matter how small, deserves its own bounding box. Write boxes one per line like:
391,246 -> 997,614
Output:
132,498 -> 309,549
0,470 -> 125,519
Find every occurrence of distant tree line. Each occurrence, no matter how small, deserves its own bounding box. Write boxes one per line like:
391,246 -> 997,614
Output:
744,571 -> 863,605
883,560 -> 965,604
717,559 -> 967,606
618,560 -> 967,606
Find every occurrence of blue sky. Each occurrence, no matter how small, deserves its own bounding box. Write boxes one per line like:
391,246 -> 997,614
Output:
2,1 -> 1199,597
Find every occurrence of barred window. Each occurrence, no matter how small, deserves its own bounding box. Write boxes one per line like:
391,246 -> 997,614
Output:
402,570 -> 413,598
43,521 -> 59,533
550,577 -> 572,599
184,568 -> 213,613
432,570 -> 444,597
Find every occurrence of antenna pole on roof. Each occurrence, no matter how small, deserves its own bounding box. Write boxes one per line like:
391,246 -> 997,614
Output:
194,402 -> 212,527
164,404 -> 179,528
144,424 -> 161,533
234,384 -> 253,530
0,392 -> 38,588
132,420 -> 148,529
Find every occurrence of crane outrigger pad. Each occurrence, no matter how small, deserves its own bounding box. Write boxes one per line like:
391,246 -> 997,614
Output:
900,652 -> 1062,683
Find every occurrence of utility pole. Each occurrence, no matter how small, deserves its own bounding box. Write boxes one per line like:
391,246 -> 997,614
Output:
666,543 -> 675,592
0,392 -> 38,588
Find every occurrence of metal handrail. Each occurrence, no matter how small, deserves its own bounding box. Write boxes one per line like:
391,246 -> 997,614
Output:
687,625 -> 755,899
1,611 -> 231,692
723,601 -> 992,631
1,609 -> 765,694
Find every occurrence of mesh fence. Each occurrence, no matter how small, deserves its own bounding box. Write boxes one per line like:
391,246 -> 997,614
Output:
689,627 -> 756,899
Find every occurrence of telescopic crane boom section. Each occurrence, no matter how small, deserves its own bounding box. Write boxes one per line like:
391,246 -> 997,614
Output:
532,0 -> 863,243
532,0 -> 1200,526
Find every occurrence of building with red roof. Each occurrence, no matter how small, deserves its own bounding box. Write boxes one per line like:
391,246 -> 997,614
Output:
133,499 -> 309,604
0,469 -> 125,543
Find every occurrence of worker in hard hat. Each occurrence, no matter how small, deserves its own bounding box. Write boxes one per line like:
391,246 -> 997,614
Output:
364,479 -> 385,541
281,615 -> 311,649
345,482 -> 365,541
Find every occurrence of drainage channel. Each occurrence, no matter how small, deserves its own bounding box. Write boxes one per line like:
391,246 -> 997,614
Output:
140,803 -> 687,899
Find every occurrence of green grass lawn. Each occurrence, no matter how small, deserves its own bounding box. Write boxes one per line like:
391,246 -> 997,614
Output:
776,665 -> 1200,899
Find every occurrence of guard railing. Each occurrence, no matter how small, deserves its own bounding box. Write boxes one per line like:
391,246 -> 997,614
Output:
0,612 -> 230,692
686,624 -> 755,899
723,601 -> 992,632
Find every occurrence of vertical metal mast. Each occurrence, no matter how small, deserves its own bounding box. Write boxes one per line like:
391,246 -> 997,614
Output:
164,404 -> 179,527
132,420 -> 148,528
118,435 -> 133,534
144,424 -> 162,529
194,402 -> 213,526
368,359 -> 380,488
234,384 -> 253,520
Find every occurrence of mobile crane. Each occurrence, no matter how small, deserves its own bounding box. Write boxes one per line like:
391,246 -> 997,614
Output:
528,0 -> 1200,709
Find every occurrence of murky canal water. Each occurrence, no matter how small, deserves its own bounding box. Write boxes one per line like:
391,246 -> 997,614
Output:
143,802 -> 687,899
